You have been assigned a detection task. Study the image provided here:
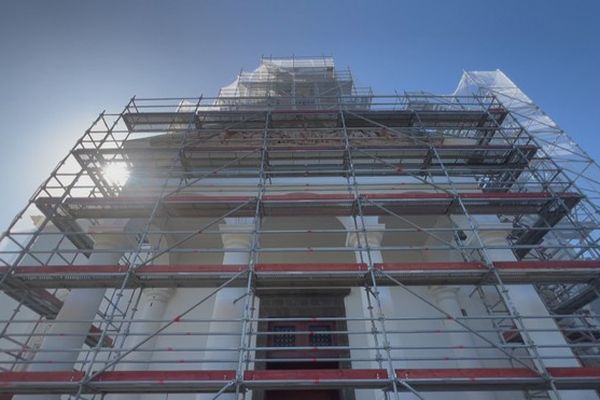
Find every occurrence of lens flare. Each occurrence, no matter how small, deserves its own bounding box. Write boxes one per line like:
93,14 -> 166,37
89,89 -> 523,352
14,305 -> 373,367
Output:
102,162 -> 130,186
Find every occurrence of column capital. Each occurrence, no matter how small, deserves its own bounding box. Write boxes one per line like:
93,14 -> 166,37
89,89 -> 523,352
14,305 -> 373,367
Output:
345,223 -> 385,249
219,224 -> 254,249
142,288 -> 174,304
55,289 -> 70,303
451,215 -> 512,247
476,225 -> 512,247
473,215 -> 512,247
429,285 -> 461,301
88,220 -> 131,249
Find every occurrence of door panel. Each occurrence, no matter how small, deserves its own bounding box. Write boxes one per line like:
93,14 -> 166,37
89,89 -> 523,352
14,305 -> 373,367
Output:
267,320 -> 339,360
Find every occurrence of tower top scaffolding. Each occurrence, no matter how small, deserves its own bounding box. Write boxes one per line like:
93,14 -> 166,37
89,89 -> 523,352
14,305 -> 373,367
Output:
217,56 -> 372,110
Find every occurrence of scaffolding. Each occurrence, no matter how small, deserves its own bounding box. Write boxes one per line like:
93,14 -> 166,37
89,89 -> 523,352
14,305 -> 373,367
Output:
1,56 -> 600,399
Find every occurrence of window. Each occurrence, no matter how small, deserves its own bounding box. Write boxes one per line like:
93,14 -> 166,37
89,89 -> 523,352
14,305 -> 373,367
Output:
272,325 -> 296,347
309,325 -> 332,347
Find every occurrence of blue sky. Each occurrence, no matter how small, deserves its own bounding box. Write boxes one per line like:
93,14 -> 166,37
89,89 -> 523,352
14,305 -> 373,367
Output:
1,0 -> 599,230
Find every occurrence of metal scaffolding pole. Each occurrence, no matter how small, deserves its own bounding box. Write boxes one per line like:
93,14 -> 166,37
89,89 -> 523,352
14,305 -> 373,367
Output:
1,59 -> 599,399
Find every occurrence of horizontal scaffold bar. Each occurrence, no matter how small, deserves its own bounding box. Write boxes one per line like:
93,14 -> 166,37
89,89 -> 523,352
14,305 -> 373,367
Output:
76,144 -> 537,154
122,107 -> 508,132
73,144 -> 537,178
3,261 -> 599,289
36,191 -> 581,219
0,367 -> 598,394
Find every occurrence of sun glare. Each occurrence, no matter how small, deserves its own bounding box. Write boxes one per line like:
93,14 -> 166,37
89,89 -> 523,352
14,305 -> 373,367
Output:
102,162 -> 130,186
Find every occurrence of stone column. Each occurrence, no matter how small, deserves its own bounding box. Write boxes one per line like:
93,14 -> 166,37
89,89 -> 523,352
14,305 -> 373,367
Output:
13,290 -> 70,372
16,221 -> 128,400
430,286 -> 497,400
110,287 -> 174,400
424,215 -> 496,400
105,230 -> 174,400
197,218 -> 254,400
454,215 -> 598,400
339,217 -> 393,400
431,286 -> 483,368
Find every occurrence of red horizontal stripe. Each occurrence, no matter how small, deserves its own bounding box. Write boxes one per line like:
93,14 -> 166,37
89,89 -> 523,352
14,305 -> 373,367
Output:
52,191 -> 580,205
4,261 -> 599,276
376,262 -> 483,271
94,370 -> 236,382
1,368 -> 599,384
244,369 -> 387,381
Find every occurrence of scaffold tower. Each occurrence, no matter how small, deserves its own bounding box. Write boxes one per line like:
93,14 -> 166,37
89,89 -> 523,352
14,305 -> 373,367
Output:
1,56 -> 600,400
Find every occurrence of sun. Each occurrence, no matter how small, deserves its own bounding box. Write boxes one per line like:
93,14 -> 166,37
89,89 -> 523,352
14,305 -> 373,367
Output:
102,162 -> 130,186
